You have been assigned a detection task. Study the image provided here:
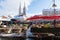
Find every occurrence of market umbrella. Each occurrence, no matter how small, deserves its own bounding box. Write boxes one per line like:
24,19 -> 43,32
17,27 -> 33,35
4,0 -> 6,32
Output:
27,15 -> 60,20
40,15 -> 60,27
27,15 -> 42,20
41,16 -> 60,20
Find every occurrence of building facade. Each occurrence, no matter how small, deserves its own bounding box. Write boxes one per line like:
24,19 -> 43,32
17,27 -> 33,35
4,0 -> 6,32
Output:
42,9 -> 60,16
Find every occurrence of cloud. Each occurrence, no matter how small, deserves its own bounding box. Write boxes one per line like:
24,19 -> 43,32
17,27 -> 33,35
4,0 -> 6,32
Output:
0,0 -> 33,17
26,12 -> 43,18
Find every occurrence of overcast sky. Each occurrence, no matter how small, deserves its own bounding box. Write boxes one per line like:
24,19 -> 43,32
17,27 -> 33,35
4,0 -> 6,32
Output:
0,0 -> 60,17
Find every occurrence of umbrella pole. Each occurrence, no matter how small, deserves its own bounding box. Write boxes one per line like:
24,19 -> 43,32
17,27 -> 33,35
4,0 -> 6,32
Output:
54,19 -> 56,27
52,0 -> 57,27
53,8 -> 56,27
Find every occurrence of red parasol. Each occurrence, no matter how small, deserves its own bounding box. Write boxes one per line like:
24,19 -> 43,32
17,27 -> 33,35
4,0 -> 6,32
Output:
27,15 -> 60,20
41,16 -> 60,20
27,15 -> 42,20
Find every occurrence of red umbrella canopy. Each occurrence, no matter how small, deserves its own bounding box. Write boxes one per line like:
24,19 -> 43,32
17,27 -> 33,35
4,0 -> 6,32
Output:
27,15 -> 60,20
27,15 -> 42,20
41,16 -> 60,20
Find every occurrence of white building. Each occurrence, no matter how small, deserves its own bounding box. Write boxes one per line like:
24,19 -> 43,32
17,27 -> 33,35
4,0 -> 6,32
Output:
42,9 -> 60,16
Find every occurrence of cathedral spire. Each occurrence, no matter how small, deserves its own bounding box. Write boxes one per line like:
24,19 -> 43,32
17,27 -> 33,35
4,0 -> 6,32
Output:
23,2 -> 26,16
19,1 -> 21,15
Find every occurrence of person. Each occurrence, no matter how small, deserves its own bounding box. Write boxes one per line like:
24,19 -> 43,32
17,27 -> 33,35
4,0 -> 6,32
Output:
28,22 -> 32,28
20,24 -> 24,28
31,24 -> 36,28
44,23 -> 50,28
26,24 -> 36,40
55,21 -> 60,28
0,21 -> 2,25
37,22 -> 44,28
26,27 -> 33,40
0,21 -> 3,28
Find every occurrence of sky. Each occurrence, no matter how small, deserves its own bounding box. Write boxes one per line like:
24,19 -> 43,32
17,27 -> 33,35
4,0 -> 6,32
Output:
0,0 -> 60,17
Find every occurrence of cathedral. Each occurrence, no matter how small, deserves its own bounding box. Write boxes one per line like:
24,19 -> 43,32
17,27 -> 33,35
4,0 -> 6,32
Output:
14,2 -> 27,21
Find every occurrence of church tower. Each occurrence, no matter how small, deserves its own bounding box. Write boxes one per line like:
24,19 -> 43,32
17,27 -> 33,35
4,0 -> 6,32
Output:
23,2 -> 27,18
19,2 -> 26,16
23,3 -> 26,16
14,2 -> 26,21
19,2 -> 21,15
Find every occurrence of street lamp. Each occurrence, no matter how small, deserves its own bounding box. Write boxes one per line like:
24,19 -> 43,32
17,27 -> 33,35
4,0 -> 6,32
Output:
52,0 -> 57,27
